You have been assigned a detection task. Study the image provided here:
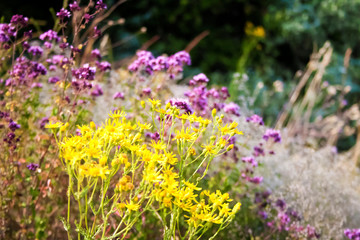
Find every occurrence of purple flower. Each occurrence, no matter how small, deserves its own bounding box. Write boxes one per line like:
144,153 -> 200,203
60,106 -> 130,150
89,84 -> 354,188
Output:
149,56 -> 168,71
344,229 -> 360,240
10,15 -> 29,27
9,121 -> 20,131
246,114 -> 264,125
90,84 -> 103,97
249,176 -> 263,184
69,1 -> 81,12
242,156 -> 258,167
31,82 -> 43,88
142,88 -> 152,95
59,42 -> 69,49
97,61 -> 111,72
72,64 -> 96,80
44,41 -> 52,49
39,30 -> 60,42
168,98 -> 193,114
39,117 -> 49,129
128,50 -> 154,73
92,26 -> 101,38
24,30 -> 33,39
275,199 -> 286,211
84,14 -> 93,24
263,129 -> 281,143
278,212 -> 290,229
28,46 -> 43,56
113,92 -> 124,100
253,145 -> 265,156
258,211 -> 268,219
0,24 -> 15,42
224,102 -> 240,116
57,8 -> 71,20
220,87 -> 230,100
96,0 -> 107,10
91,49 -> 101,59
22,41 -> 30,50
27,163 -> 39,171
189,73 -> 209,86
169,51 -> 191,66
48,76 -> 60,84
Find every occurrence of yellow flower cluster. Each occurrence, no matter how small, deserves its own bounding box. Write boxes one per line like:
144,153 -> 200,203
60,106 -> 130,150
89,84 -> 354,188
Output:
245,21 -> 266,38
52,100 -> 243,239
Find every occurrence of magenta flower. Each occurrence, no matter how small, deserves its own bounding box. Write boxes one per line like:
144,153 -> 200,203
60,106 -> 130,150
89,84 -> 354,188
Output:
28,46 -> 43,56
40,30 -> 60,42
56,8 -> 71,20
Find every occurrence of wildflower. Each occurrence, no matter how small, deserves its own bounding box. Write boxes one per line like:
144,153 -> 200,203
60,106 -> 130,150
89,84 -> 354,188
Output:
39,30 -> 60,42
45,121 -> 63,129
168,98 -> 193,114
150,140 -> 166,151
28,46 -> 43,56
95,0 -> 107,10
125,202 -> 140,212
10,15 -> 28,27
97,61 -> 111,72
48,76 -> 60,84
27,163 -> 39,171
9,121 -> 20,131
224,102 -> 240,116
90,84 -> 103,97
57,8 -> 71,20
189,73 -> 209,86
263,129 -> 281,143
246,114 -> 264,125
69,1 -> 81,11
113,92 -> 124,100
72,64 -> 96,80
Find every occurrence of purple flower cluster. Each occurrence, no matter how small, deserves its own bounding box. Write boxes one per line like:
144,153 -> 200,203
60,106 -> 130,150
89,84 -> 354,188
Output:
145,132 -> 160,142
28,46 -> 43,56
184,77 -> 234,116
246,114 -> 264,125
72,64 -> 96,80
39,30 -> 60,42
69,1 -> 81,12
10,14 -> 29,27
96,61 -> 111,72
91,49 -> 102,59
224,102 -> 241,116
263,129 -> 281,143
1,112 -> 20,150
57,8 -> 71,20
96,0 -> 107,10
189,73 -> 209,86
257,195 -> 320,238
113,92 -> 125,100
0,23 -> 16,42
167,98 -> 193,114
27,163 -> 39,171
128,50 -> 191,77
345,229 -> 360,240
7,57 -> 47,86
90,84 -> 103,97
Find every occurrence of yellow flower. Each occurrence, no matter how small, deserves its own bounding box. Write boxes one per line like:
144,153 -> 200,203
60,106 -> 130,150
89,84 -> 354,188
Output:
125,201 -> 140,212
137,121 -> 152,130
173,128 -> 197,142
148,98 -> 161,108
202,143 -> 216,155
108,110 -> 126,119
150,140 -> 166,151
45,121 -> 63,129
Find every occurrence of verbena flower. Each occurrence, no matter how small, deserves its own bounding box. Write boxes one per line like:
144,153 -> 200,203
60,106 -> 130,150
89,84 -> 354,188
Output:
56,8 -> 71,20
27,163 -> 39,171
